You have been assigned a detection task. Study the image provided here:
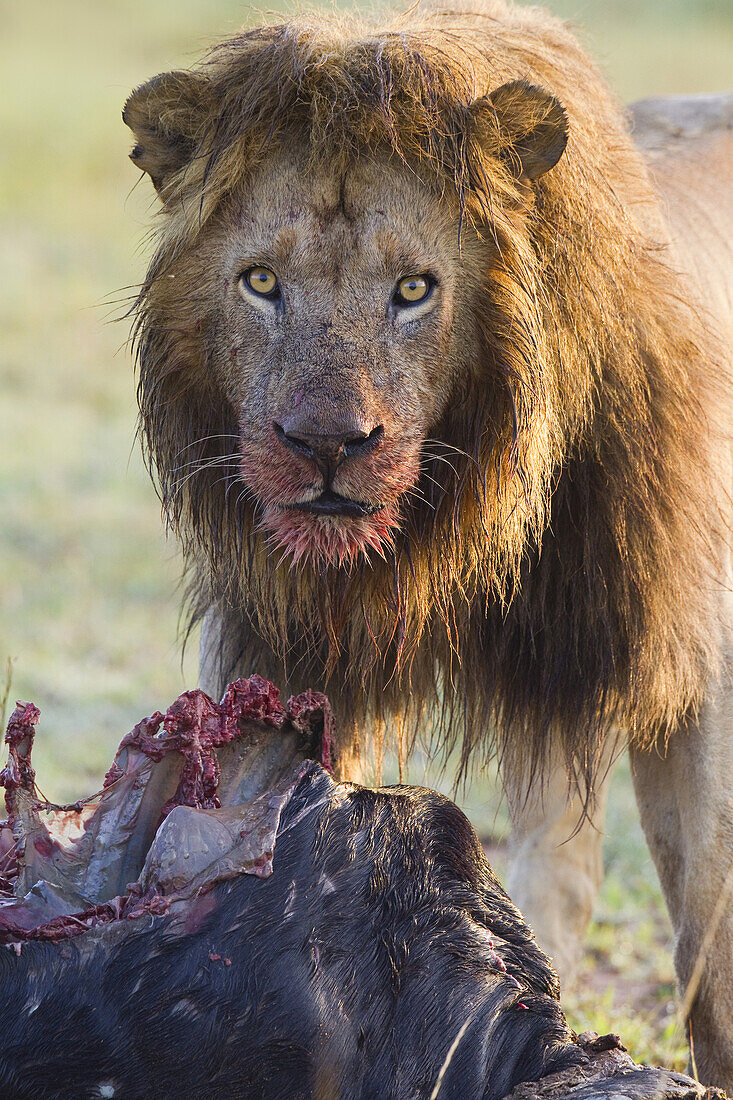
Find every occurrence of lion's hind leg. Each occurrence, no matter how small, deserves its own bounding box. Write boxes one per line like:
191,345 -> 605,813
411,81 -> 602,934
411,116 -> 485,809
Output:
631,693 -> 733,1093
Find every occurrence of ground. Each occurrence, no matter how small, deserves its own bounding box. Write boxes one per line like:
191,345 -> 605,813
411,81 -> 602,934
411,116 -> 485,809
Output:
1,0 -> 731,1072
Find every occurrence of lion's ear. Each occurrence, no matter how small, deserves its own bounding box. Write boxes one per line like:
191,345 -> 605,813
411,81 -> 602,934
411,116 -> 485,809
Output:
474,80 -> 569,181
123,70 -> 211,196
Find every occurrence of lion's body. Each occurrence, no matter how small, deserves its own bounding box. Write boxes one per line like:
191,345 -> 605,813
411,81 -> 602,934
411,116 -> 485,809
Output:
124,1 -> 733,1087
504,93 -> 733,1089
631,100 -> 733,1087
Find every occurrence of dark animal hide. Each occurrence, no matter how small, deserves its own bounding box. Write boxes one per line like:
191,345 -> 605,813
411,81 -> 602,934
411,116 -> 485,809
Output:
0,681 -> 722,1099
0,767 -> 583,1099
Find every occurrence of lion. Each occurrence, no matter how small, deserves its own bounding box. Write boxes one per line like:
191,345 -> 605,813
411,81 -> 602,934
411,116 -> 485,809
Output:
123,0 -> 733,1087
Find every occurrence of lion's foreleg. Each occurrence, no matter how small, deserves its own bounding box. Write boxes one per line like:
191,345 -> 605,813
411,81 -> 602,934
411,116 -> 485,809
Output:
504,745 -> 615,992
631,698 -> 733,1093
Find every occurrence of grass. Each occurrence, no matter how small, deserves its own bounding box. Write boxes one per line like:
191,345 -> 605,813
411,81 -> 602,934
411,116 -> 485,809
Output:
1,0 -> 729,1073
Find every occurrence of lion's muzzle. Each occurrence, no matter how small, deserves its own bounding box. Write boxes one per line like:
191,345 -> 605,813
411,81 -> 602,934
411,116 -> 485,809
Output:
238,413 -> 422,566
274,415 -> 386,520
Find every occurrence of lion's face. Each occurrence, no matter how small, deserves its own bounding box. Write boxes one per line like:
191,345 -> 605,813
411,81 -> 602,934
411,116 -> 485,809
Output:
127,47 -> 569,574
195,150 -> 484,565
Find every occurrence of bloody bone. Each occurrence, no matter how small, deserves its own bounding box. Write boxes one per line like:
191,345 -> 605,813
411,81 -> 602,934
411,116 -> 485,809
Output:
0,675 -> 333,943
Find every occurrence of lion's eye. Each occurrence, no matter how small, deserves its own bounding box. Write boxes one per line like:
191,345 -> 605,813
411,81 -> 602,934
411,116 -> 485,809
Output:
394,274 -> 432,307
241,266 -> 279,299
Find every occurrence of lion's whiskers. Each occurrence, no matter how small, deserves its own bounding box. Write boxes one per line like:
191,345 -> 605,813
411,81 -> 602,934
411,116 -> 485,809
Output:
170,454 -> 242,493
422,453 -> 460,478
172,433 -> 240,459
171,451 -> 242,473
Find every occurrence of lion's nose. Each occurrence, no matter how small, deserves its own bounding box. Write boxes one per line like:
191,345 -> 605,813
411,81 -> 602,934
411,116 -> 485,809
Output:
274,419 -> 384,475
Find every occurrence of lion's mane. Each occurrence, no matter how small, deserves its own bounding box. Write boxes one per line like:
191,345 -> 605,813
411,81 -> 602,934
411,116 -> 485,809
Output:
131,0 -> 722,785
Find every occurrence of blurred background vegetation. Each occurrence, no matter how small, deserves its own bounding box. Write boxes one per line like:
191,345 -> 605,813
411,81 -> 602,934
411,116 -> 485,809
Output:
1,0 -> 731,1070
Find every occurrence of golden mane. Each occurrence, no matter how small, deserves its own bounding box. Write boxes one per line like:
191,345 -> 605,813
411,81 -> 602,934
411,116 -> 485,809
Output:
130,0 -> 721,786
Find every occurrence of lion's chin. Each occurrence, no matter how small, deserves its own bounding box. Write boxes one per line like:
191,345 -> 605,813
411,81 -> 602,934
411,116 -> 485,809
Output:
261,503 -> 401,567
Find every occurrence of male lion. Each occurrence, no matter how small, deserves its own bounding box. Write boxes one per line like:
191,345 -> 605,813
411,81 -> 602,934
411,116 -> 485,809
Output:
124,0 -> 733,1087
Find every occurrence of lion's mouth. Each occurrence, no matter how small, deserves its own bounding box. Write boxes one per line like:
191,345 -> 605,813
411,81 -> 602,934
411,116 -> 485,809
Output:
285,490 -> 386,518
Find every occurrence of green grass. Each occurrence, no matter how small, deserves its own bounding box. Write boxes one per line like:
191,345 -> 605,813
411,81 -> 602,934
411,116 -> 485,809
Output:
0,0 -> 729,1071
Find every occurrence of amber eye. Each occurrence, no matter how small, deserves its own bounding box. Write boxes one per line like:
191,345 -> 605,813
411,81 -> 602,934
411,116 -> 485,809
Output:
241,266 -> 279,298
394,274 -> 432,307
